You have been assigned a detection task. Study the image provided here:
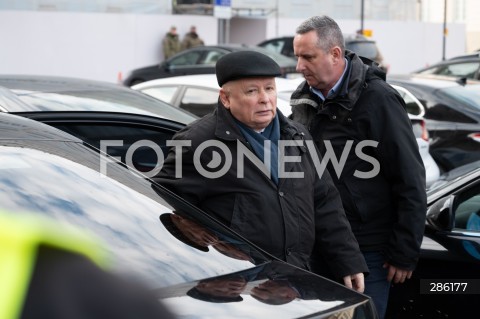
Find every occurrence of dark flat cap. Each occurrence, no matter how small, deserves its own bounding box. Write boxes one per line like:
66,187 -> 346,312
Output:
160,213 -> 209,252
187,287 -> 243,303
215,50 -> 282,86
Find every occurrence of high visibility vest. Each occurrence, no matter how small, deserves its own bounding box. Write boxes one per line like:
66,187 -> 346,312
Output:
0,210 -> 109,319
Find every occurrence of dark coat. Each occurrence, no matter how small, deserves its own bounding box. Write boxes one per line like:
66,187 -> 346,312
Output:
290,51 -> 427,270
181,32 -> 204,50
154,103 -> 368,280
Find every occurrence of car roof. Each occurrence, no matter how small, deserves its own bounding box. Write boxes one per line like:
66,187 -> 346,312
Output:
448,52 -> 480,60
258,34 -> 377,44
133,74 -> 303,92
388,74 -> 468,89
179,44 -> 297,62
0,75 -> 197,124
0,74 -> 126,92
133,74 -> 221,90
413,55 -> 480,72
132,74 -> 302,116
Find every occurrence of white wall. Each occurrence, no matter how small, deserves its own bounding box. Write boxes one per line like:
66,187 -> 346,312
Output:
0,11 -> 218,83
0,11 -> 466,84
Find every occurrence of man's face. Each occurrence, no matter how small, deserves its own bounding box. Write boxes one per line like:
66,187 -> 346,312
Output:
293,30 -> 338,92
220,77 -> 277,131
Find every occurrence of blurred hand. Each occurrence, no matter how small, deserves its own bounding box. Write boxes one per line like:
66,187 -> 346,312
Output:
383,262 -> 412,284
212,242 -> 251,261
197,277 -> 247,297
343,272 -> 365,293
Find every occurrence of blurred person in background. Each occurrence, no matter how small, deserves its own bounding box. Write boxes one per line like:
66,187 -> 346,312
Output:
162,26 -> 181,59
181,25 -> 204,50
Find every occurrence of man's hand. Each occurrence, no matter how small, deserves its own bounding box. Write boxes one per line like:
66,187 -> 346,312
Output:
383,262 -> 413,284
343,273 -> 365,293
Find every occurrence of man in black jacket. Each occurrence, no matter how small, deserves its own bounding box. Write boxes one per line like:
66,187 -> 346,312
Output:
154,50 -> 368,292
290,15 -> 427,319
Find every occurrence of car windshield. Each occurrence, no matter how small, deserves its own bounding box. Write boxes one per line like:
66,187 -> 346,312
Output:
0,139 -> 269,289
440,85 -> 480,111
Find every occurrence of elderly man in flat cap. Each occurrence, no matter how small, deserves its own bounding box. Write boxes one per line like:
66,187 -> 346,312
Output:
153,51 -> 367,292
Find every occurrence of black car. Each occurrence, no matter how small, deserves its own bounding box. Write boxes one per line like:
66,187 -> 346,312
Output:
0,75 -> 197,124
0,75 -> 198,174
123,44 -> 301,86
0,112 -> 378,318
387,74 -> 480,171
257,34 -> 388,72
412,52 -> 480,81
386,162 -> 480,319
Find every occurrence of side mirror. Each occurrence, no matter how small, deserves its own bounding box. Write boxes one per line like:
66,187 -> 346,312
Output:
426,195 -> 455,231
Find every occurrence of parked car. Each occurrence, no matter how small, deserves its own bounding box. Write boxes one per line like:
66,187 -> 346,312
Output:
386,161 -> 480,319
412,52 -> 480,81
131,74 -> 303,117
0,111 -> 378,319
0,75 -> 199,173
0,75 -> 197,125
387,74 -> 480,172
123,45 -> 301,86
257,34 -> 388,72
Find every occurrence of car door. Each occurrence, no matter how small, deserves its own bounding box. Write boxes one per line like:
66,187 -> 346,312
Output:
387,170 -> 480,319
14,111 -> 184,177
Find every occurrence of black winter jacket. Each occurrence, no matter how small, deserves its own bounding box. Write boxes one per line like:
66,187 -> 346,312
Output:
290,51 -> 427,270
154,103 -> 368,280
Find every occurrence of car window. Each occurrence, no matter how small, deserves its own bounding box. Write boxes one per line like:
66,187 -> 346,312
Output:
441,85 -> 480,114
425,103 -> 476,124
51,123 -> 176,175
202,51 -> 223,65
169,51 -> 202,66
180,87 -> 218,117
433,62 -> 479,79
261,39 -> 285,55
454,183 -> 480,231
0,141 -> 269,288
140,86 -> 178,104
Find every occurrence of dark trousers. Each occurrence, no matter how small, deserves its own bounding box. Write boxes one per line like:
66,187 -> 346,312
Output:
363,251 -> 391,319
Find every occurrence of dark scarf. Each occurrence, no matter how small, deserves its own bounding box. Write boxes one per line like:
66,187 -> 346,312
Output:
235,114 -> 280,185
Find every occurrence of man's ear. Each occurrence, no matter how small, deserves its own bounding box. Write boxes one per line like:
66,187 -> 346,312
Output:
219,88 -> 230,109
330,46 -> 342,63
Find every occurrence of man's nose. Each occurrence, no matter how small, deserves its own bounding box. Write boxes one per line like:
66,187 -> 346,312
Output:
296,58 -> 307,73
259,89 -> 271,102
